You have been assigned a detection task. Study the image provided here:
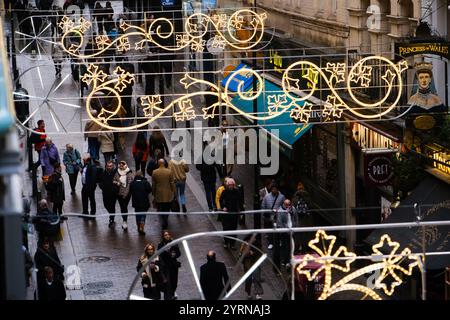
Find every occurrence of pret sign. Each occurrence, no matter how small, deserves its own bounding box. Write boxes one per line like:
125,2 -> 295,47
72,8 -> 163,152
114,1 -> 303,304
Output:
364,153 -> 394,186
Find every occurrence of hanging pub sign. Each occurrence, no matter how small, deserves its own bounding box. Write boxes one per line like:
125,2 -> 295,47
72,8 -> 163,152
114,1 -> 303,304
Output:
394,41 -> 450,61
364,152 -> 394,186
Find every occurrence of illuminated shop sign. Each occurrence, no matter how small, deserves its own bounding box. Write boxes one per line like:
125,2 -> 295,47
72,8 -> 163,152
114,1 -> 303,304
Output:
395,42 -> 450,60
351,123 -> 399,150
424,144 -> 450,176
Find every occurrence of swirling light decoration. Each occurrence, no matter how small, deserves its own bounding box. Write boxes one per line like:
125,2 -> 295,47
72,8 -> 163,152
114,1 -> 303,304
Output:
59,9 -> 268,58
83,56 -> 409,131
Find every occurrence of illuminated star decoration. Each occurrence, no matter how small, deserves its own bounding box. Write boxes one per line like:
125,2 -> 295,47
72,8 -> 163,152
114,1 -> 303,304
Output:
371,234 -> 420,296
58,16 -> 74,32
116,37 -> 131,52
290,101 -> 312,123
284,75 -> 300,91
140,95 -> 163,117
350,64 -> 372,88
211,35 -> 226,49
267,94 -> 289,115
398,60 -> 409,73
68,43 -> 80,54
78,17 -> 92,34
323,95 -> 344,118
81,64 -> 108,85
113,66 -> 134,92
325,62 -> 346,84
176,34 -> 190,48
175,99 -> 196,121
179,73 -> 196,89
95,35 -> 110,49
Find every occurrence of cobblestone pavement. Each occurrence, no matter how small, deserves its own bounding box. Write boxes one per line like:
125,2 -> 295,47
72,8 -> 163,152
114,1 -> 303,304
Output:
18,42 -> 287,299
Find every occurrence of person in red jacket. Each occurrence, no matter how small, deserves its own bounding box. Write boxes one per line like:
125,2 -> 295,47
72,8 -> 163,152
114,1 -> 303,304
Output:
133,132 -> 149,177
30,120 -> 47,168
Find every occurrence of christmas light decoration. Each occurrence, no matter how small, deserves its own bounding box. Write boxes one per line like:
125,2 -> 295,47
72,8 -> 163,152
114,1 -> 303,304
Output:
295,230 -> 421,300
60,9 -> 268,58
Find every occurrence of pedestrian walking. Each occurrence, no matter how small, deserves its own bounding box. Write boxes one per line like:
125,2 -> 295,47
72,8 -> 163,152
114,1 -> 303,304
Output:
157,230 -> 181,299
261,183 -> 285,250
273,199 -> 297,270
113,160 -> 134,231
34,238 -> 64,299
40,138 -> 60,177
219,178 -> 244,249
149,126 -> 169,158
46,163 -> 65,215
32,200 -> 61,243
81,154 -> 98,217
84,111 -> 102,161
239,235 -> 264,300
30,119 -> 47,169
136,243 -> 169,300
196,152 -> 218,211
52,43 -> 64,78
94,2 -> 105,34
292,181 -> 311,253
215,176 -> 229,212
38,266 -> 66,300
200,251 -> 230,300
146,148 -> 166,177
132,132 -> 149,176
62,144 -> 82,194
168,156 -> 189,213
130,170 -> 152,235
99,160 -> 118,228
98,127 -> 115,164
152,159 -> 175,230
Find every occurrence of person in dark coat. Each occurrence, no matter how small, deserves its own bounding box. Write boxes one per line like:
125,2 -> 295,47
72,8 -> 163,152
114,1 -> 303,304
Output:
149,126 -> 169,158
130,170 -> 152,235
196,145 -> 218,211
157,230 -> 181,299
99,160 -> 118,228
146,148 -> 167,176
200,251 -> 230,300
32,200 -> 60,243
81,154 -> 98,217
139,56 -> 158,95
46,163 -> 65,215
38,266 -> 66,300
219,178 -> 244,249
34,238 -> 64,299
136,243 -> 169,300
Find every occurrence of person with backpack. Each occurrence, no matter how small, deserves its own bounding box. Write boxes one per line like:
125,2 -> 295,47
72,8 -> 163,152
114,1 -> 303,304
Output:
40,138 -> 60,177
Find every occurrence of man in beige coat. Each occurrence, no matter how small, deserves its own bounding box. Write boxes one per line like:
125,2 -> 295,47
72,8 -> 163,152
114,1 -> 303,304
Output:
152,159 -> 175,230
98,128 -> 115,163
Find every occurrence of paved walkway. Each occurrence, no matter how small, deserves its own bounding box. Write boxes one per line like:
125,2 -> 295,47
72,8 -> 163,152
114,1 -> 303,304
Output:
18,46 -> 287,299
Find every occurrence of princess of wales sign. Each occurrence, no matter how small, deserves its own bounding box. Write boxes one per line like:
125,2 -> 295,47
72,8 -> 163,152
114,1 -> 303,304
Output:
395,41 -> 450,60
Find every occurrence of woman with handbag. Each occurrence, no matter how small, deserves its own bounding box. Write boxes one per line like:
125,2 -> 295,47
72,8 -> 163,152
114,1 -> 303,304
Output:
63,144 -> 82,194
157,230 -> 181,299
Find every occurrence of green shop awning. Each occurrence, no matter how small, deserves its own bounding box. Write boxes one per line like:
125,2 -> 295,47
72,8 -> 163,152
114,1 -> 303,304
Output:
230,79 -> 312,151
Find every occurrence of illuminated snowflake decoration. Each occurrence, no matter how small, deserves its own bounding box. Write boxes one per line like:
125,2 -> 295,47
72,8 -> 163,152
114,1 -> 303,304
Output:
78,17 -> 92,34
191,39 -> 206,52
325,62 -> 346,84
95,35 -> 110,50
140,95 -> 163,117
350,64 -> 372,88
323,95 -> 344,118
211,35 -> 226,49
58,16 -> 74,32
176,34 -> 190,48
113,66 -> 134,92
290,102 -> 312,123
230,15 -> 244,29
175,99 -> 196,121
81,64 -> 107,85
116,37 -> 131,52
212,14 -> 228,29
267,94 -> 289,115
